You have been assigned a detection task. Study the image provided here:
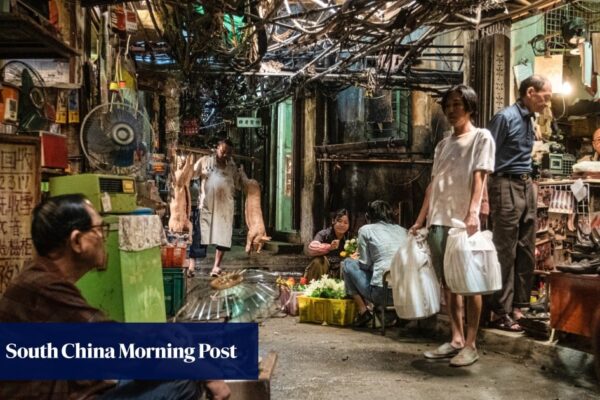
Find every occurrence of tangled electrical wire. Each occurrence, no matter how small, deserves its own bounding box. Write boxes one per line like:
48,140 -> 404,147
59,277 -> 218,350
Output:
138,1 -> 558,111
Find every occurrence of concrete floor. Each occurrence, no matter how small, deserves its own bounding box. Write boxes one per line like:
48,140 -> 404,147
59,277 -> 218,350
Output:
258,316 -> 599,400
189,244 -> 599,399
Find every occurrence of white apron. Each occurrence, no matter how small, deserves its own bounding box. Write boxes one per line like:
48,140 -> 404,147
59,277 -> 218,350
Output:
196,155 -> 241,248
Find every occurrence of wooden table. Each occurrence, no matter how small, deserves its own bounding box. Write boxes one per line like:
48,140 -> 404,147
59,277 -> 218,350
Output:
549,272 -> 600,337
225,351 -> 277,400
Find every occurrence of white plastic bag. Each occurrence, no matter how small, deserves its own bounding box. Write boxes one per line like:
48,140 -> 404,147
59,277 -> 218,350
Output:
444,219 -> 502,295
390,228 -> 440,319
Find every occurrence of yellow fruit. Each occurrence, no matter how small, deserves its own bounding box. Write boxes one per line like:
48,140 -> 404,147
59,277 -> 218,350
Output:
340,251 -> 347,257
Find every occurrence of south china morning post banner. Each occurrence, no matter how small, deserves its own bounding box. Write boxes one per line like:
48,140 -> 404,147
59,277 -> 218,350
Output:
0,323 -> 258,380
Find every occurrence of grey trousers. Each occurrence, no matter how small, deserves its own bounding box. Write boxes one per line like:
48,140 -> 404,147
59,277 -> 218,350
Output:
487,175 -> 536,315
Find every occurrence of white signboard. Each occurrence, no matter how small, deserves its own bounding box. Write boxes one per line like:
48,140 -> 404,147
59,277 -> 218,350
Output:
236,117 -> 262,128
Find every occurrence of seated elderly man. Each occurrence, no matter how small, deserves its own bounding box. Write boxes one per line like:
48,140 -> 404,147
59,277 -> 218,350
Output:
579,128 -> 600,162
343,200 -> 408,327
0,194 -> 230,400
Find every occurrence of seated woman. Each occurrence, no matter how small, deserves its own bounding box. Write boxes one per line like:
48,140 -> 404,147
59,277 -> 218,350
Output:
305,209 -> 350,281
343,200 -> 408,327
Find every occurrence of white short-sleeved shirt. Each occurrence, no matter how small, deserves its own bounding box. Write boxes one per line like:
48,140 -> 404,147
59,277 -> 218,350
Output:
427,128 -> 495,227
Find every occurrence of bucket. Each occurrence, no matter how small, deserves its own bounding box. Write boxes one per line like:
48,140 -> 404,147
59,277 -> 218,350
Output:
0,82 -> 19,123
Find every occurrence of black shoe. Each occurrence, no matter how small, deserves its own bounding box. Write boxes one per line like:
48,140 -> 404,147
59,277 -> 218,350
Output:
569,250 -> 600,262
375,310 -> 398,327
352,310 -> 373,328
557,258 -> 600,274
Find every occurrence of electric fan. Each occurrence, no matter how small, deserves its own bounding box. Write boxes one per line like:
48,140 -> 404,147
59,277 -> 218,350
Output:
174,270 -> 283,323
80,102 -> 153,177
0,60 -> 54,131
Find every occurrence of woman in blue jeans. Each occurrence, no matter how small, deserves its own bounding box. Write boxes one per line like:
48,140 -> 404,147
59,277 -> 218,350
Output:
343,200 -> 408,327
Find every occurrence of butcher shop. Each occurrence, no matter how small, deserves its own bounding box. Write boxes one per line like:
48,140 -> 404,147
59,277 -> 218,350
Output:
1,1 -> 600,399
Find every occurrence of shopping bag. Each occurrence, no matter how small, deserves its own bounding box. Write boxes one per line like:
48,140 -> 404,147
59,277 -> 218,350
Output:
444,219 -> 502,295
279,287 -> 302,316
390,228 -> 440,319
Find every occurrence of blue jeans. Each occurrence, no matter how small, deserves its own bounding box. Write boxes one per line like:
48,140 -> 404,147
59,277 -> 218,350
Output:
343,259 -> 386,306
98,380 -> 202,400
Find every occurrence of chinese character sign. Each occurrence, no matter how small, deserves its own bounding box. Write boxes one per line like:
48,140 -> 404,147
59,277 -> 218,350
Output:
0,135 -> 40,294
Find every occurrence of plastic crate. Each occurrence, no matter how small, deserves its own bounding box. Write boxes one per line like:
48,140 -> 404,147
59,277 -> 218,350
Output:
160,245 -> 186,268
297,296 -> 357,326
163,268 -> 186,317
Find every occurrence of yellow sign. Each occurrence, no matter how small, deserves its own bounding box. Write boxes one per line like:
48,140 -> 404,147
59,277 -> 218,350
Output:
122,179 -> 135,193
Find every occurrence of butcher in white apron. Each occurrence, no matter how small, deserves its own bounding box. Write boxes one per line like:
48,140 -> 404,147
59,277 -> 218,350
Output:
194,138 -> 246,276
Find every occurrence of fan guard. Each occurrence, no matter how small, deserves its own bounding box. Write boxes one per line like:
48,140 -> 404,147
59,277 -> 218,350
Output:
0,60 -> 54,131
174,270 -> 284,323
80,102 -> 153,176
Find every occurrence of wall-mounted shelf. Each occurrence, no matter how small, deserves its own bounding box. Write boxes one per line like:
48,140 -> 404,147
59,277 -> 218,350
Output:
0,8 -> 79,59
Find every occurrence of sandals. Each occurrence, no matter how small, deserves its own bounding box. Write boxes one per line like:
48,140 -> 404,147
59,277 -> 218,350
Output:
210,267 -> 223,277
186,269 -> 195,278
489,315 -> 523,332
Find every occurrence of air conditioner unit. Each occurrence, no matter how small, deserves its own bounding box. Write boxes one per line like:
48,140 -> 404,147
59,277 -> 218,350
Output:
49,173 -> 137,213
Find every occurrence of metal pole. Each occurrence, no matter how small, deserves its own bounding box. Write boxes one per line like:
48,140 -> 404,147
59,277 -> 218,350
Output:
316,158 -> 433,164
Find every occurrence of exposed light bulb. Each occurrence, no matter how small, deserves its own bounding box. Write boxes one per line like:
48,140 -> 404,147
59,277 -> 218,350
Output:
561,81 -> 573,95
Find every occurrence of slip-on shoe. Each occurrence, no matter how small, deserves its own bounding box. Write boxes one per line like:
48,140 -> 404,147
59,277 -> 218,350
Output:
449,347 -> 479,367
424,342 -> 463,359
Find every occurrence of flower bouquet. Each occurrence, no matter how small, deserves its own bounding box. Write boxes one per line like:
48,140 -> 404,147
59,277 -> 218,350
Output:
304,274 -> 346,299
277,276 -> 308,291
299,275 -> 356,326
339,238 -> 358,258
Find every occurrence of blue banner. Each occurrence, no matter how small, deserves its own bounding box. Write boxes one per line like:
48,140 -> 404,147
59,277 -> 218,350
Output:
0,323 -> 258,380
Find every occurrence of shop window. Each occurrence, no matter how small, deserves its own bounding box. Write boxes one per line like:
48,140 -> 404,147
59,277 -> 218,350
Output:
364,89 -> 411,142
394,89 -> 412,144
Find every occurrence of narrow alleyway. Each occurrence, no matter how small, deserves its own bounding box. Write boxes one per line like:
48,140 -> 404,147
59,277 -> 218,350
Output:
259,316 -> 598,400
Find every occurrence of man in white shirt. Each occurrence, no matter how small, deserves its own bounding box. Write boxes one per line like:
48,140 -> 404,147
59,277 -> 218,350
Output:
194,138 -> 246,277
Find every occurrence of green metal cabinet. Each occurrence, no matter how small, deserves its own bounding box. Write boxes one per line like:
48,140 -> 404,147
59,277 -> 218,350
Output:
76,216 -> 166,322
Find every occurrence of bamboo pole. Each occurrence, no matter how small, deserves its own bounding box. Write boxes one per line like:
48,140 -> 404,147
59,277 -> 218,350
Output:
176,145 -> 257,162
316,158 -> 433,164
